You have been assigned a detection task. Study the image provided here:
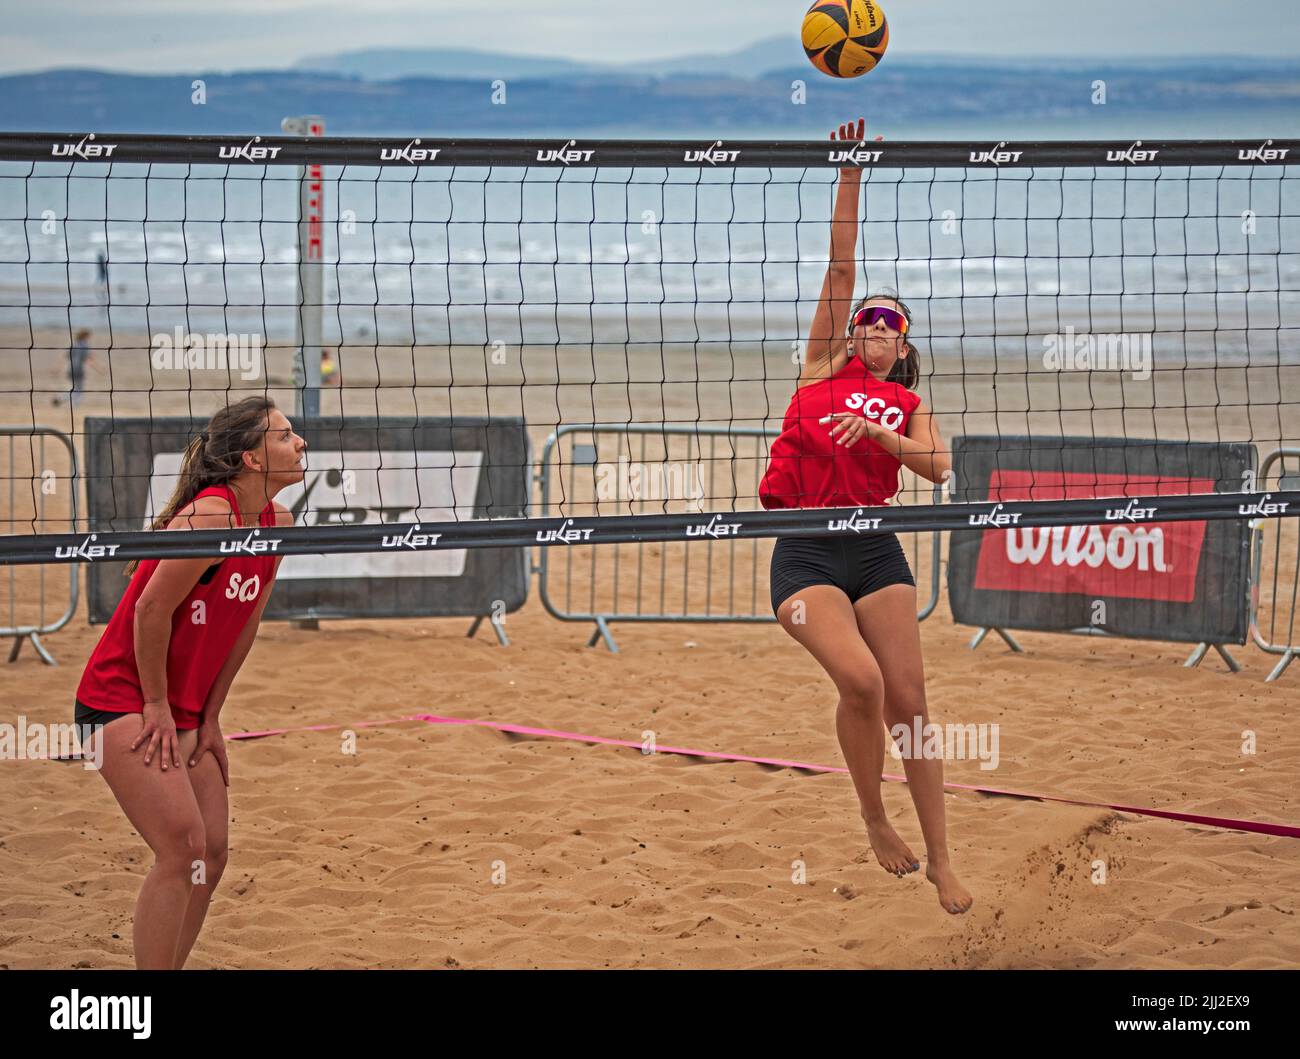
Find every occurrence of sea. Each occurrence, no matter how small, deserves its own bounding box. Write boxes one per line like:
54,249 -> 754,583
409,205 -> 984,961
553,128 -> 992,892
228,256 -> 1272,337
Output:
1,111 -> 1296,364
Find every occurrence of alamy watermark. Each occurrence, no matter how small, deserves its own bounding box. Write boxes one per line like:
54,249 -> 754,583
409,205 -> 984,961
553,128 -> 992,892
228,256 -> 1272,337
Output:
595,460 -> 706,510
151,327 -> 263,380
50,989 -> 150,1038
1042,326 -> 1151,381
0,715 -> 103,770
888,719 -> 1000,770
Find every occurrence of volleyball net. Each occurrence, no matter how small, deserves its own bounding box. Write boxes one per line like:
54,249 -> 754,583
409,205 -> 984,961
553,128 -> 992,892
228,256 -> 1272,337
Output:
0,133 -> 1297,570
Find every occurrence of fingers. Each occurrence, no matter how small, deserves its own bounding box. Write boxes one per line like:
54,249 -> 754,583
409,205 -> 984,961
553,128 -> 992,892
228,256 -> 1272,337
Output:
825,414 -> 866,445
833,117 -> 867,142
188,738 -> 232,786
138,724 -> 181,769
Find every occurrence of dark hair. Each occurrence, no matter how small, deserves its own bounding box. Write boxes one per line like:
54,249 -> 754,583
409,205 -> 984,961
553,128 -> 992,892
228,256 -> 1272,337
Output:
125,395 -> 276,574
849,290 -> 921,391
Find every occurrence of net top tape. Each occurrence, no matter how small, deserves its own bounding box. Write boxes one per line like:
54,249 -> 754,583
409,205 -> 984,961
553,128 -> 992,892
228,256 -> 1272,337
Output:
2,133 -> 1296,169
3,490 -> 1296,567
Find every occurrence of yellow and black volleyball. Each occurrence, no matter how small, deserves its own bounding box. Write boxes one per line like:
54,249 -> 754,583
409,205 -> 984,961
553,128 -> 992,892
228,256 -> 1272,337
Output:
801,0 -> 890,78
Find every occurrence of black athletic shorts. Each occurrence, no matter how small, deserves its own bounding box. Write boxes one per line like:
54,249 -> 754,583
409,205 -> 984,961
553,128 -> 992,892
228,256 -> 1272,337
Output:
74,699 -> 133,730
770,532 -> 915,616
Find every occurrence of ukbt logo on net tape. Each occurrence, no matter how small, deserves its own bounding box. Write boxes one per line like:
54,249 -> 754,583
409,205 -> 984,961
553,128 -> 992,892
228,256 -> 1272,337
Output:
380,138 -> 440,164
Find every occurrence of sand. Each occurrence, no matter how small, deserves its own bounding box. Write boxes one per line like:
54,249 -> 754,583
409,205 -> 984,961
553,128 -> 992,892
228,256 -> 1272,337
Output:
1,327 -> 1298,968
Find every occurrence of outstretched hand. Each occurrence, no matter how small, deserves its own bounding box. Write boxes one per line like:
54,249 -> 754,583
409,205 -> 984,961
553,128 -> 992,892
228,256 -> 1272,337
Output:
832,117 -> 866,144
831,117 -> 885,177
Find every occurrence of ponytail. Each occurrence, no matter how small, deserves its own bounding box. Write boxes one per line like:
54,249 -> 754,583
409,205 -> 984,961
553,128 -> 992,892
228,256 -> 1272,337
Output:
886,338 -> 921,391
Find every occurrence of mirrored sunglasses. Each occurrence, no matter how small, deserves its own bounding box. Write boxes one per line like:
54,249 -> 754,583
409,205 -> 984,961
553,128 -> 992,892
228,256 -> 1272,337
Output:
849,305 -> 909,335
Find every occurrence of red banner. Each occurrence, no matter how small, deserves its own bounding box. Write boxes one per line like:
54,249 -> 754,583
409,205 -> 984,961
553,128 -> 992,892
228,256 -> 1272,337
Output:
972,471 -> 1215,603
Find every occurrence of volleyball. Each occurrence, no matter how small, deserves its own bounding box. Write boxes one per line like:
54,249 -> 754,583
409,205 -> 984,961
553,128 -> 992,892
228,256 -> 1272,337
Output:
801,0 -> 890,78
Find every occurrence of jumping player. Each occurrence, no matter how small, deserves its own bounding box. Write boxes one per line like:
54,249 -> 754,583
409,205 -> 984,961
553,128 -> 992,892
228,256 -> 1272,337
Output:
760,118 -> 972,915
75,395 -> 306,966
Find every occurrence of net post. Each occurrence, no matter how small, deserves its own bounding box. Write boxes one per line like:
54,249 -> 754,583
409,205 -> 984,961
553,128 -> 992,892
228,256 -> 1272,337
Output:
280,115 -> 325,420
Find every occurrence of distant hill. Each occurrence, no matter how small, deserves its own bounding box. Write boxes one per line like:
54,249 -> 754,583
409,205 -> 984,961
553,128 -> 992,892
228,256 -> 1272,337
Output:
291,47 -> 602,82
290,38 -> 811,81
3,58 -> 1299,137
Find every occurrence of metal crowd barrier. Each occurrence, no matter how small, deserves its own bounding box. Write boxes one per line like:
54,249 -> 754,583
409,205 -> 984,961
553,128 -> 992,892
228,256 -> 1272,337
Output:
1250,447 -> 1300,682
535,423 -> 941,652
1,427 -> 80,664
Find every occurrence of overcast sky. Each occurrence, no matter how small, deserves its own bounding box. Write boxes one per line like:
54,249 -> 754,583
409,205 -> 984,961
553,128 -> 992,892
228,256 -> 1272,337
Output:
2,0 -> 1297,75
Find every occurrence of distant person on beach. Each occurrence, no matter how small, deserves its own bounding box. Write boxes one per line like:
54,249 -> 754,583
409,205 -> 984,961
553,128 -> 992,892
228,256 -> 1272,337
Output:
97,251 -> 109,293
53,329 -> 94,409
320,349 -> 341,387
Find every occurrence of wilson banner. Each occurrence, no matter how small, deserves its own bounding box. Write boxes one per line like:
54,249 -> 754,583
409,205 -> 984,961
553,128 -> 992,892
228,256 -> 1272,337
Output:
947,436 -> 1254,644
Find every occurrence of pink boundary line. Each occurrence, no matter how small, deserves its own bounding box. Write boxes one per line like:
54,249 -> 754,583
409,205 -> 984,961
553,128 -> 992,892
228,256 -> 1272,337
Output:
225,713 -> 1300,840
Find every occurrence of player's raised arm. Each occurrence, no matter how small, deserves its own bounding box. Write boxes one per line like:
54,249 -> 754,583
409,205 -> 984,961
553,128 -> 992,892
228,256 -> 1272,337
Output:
800,117 -> 866,384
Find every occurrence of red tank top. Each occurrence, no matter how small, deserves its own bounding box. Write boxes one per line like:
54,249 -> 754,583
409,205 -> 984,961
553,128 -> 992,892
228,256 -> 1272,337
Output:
76,484 -> 278,728
760,354 -> 922,510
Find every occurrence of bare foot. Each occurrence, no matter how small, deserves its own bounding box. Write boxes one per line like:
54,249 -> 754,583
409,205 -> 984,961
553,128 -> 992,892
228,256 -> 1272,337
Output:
864,815 -> 919,877
926,862 -> 974,914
